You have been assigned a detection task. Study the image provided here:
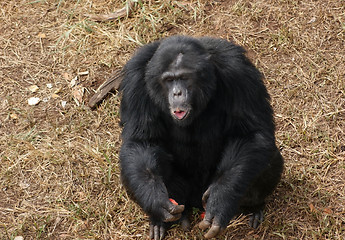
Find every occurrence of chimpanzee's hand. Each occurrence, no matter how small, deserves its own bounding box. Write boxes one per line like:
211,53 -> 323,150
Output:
161,197 -> 185,222
198,187 -> 227,239
149,197 -> 184,240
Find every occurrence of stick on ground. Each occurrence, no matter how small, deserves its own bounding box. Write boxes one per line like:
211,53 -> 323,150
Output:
88,70 -> 123,108
85,0 -> 137,21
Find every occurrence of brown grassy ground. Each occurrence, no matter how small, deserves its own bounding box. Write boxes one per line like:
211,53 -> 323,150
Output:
0,0 -> 344,239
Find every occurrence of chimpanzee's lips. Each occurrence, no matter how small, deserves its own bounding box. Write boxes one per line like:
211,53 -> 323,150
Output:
174,110 -> 187,119
171,108 -> 189,120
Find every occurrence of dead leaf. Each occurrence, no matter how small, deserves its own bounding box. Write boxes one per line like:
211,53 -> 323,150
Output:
61,101 -> 67,108
51,93 -> 60,99
309,203 -> 317,213
73,87 -> 84,104
70,76 -> 78,88
63,72 -> 71,81
28,97 -> 41,106
308,17 -> 316,24
19,182 -> 30,189
323,208 -> 333,214
37,32 -> 46,38
75,191 -> 87,202
28,85 -> 39,93
54,87 -> 62,94
10,113 -> 18,120
175,1 -> 191,7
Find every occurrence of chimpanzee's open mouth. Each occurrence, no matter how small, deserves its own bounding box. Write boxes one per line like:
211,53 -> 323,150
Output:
171,108 -> 190,120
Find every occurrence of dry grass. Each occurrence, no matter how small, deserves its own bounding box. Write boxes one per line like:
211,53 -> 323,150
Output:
0,0 -> 344,239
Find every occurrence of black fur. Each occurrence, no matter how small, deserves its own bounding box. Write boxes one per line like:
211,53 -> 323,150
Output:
119,36 -> 283,239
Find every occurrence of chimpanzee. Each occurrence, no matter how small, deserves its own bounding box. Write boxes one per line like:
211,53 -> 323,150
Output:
118,35 -> 284,239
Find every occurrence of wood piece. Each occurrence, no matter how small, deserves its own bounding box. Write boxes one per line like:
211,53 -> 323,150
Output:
85,0 -> 137,22
88,70 -> 123,108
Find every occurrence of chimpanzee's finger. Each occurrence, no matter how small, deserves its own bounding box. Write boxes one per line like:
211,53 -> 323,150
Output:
163,211 -> 182,222
202,187 -> 211,209
204,224 -> 224,239
167,203 -> 184,215
149,223 -> 166,240
198,211 -> 213,230
199,214 -> 225,239
249,210 -> 264,229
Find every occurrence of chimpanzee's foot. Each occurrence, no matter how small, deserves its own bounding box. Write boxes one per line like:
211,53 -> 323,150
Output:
248,210 -> 264,229
180,214 -> 191,231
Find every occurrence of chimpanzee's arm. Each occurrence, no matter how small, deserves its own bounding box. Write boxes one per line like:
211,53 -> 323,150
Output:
120,140 -> 184,239
199,132 -> 277,239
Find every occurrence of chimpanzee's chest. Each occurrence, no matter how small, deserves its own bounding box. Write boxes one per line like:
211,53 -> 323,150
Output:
165,121 -> 225,175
